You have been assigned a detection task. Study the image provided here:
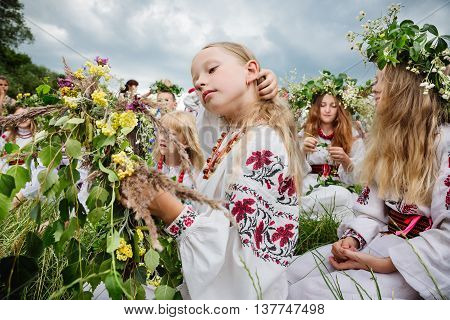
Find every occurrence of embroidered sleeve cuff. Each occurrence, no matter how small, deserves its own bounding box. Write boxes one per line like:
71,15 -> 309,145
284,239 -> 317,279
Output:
164,205 -> 199,239
341,228 -> 367,250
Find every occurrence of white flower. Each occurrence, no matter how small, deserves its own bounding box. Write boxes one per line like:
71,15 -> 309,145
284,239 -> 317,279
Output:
419,82 -> 428,87
357,10 -> 366,21
426,83 -> 435,89
346,31 -> 355,41
432,68 -> 437,73
442,94 -> 449,100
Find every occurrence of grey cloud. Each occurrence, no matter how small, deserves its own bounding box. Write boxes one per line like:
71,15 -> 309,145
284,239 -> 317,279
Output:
19,0 -> 450,91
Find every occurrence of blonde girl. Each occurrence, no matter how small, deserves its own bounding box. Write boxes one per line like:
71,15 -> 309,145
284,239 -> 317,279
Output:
123,42 -> 303,299
153,110 -> 204,189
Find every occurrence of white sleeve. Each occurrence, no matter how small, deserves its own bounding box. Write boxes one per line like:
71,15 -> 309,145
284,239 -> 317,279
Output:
389,126 -> 450,299
338,184 -> 388,247
338,137 -> 365,185
165,128 -> 299,299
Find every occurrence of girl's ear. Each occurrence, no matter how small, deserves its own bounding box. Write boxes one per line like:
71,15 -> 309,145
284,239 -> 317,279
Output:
245,60 -> 260,85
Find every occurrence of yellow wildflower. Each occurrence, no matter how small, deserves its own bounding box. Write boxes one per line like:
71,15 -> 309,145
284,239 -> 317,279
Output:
110,112 -> 121,130
116,238 -> 133,261
16,93 -> 23,100
119,111 -> 138,129
73,68 -> 85,79
147,273 -> 161,287
139,245 -> 146,256
112,151 -> 135,179
59,87 -> 78,97
91,89 -> 108,107
101,125 -> 116,137
136,229 -> 144,241
95,119 -> 106,129
85,61 -> 111,79
63,97 -> 78,109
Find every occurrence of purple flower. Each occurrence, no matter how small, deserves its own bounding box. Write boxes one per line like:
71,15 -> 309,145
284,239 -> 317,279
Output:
57,78 -> 74,88
95,56 -> 109,66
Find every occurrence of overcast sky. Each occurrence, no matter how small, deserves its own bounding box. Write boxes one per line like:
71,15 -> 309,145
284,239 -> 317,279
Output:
19,0 -> 450,93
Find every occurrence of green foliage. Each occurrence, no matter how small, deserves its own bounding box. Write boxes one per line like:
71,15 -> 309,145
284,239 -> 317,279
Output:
0,0 -> 34,49
0,47 -> 60,100
348,4 -> 450,102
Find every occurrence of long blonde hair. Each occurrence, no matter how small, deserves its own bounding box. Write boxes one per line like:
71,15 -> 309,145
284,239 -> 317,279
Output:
361,65 -> 444,205
304,94 -> 354,154
153,111 -> 204,171
202,42 -> 304,197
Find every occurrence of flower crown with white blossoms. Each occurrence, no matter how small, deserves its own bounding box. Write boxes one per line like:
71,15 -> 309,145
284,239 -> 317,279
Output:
149,79 -> 183,96
347,4 -> 450,101
288,70 -> 372,118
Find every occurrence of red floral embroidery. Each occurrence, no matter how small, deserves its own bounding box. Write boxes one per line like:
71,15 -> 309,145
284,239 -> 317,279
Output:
342,228 -> 367,250
271,224 -> 295,247
165,206 -> 198,239
184,217 -> 194,227
401,203 -> 419,215
357,186 -> 370,205
446,175 -> 450,210
246,150 -> 273,170
278,173 -> 296,197
169,225 -> 180,235
231,198 -> 256,223
254,220 -> 265,249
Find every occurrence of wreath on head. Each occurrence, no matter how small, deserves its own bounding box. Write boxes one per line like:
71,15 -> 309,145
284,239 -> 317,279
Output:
288,70 -> 373,121
149,79 -> 183,97
347,3 -> 450,101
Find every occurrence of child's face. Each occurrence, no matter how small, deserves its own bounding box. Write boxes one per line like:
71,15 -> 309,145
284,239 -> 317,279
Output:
158,128 -> 186,157
0,79 -> 8,95
191,47 -> 256,118
157,92 -> 177,111
319,94 -> 338,124
14,108 -> 32,128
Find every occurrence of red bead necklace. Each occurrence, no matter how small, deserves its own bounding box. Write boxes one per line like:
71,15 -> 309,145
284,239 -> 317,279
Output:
202,128 -> 246,180
157,155 -> 185,183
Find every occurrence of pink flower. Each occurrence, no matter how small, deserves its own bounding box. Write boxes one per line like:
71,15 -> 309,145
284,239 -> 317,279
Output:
246,150 -> 273,170
271,224 -> 295,247
183,217 -> 194,227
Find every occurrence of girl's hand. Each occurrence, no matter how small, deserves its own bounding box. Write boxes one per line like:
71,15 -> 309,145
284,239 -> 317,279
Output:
331,237 -> 358,262
329,249 -> 397,274
120,188 -> 183,226
257,69 -> 278,100
303,137 -> 318,153
328,146 -> 351,169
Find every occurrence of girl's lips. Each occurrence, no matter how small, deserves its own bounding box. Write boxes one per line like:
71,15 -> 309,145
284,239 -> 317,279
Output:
202,90 -> 216,102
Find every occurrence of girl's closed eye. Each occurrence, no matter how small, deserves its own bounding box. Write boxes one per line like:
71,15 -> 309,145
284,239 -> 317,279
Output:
208,65 -> 219,74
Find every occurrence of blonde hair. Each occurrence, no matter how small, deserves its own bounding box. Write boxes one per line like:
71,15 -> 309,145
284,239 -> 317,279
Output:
202,42 -> 304,197
361,64 -> 444,205
153,111 -> 204,171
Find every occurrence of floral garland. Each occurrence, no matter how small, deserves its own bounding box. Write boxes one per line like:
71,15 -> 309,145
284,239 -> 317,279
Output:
287,70 -> 374,124
347,3 -> 450,101
149,79 -> 183,96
